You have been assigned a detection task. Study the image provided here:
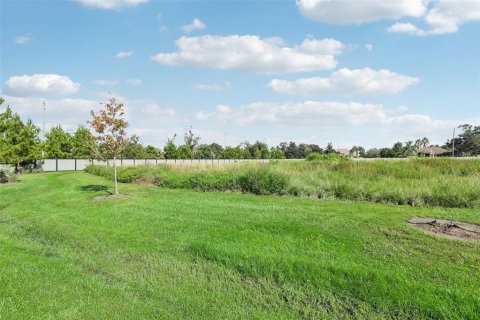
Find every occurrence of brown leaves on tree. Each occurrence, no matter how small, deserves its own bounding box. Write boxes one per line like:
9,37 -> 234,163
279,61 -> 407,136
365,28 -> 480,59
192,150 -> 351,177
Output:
87,98 -> 128,157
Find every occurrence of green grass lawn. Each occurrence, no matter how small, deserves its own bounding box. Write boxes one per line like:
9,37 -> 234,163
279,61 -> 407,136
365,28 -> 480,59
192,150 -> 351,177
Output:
1,172 -> 479,319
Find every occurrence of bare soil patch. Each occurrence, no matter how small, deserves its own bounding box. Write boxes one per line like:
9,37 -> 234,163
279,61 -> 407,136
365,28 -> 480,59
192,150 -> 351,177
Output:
408,218 -> 480,242
93,194 -> 129,201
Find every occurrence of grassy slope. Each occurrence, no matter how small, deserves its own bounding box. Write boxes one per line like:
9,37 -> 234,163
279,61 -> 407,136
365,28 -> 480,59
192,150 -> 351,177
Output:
0,172 -> 479,319
86,158 -> 480,208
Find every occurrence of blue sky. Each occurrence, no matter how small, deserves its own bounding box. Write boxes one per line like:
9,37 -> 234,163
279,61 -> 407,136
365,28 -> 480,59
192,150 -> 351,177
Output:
1,0 -> 479,149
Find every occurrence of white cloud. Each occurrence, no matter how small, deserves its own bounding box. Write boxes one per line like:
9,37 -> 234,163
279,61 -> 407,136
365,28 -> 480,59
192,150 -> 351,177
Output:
115,51 -> 134,58
387,0 -> 480,36
151,35 -> 343,73
159,25 -> 168,33
387,23 -> 426,36
125,78 -> 142,85
14,35 -> 31,45
5,74 -> 80,96
193,82 -> 230,92
1,94 -> 99,128
181,18 -> 207,33
142,103 -> 177,118
194,100 -> 480,144
297,0 -> 426,24
76,0 -> 148,10
268,68 -> 419,96
93,79 -> 117,86
196,101 -> 390,126
365,43 -> 373,52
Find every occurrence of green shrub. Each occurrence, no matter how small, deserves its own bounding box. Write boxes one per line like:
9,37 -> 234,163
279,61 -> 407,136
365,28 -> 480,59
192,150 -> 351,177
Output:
238,168 -> 288,195
0,170 -> 8,183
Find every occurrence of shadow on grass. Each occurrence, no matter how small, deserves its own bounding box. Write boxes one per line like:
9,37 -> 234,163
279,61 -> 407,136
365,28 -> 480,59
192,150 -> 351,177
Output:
78,185 -> 112,194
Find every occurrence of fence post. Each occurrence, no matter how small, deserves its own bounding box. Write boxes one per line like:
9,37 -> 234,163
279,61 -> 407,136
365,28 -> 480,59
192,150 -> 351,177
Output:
56,158 -> 58,172
133,159 -> 136,166
121,158 -> 123,166
75,158 -> 77,171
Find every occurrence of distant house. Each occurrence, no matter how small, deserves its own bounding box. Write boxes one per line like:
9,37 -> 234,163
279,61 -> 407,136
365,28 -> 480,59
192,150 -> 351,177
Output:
335,148 -> 350,156
416,146 -> 449,157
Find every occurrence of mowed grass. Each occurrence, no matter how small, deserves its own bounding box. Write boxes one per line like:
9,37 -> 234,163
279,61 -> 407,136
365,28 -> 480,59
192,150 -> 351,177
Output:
0,172 -> 479,319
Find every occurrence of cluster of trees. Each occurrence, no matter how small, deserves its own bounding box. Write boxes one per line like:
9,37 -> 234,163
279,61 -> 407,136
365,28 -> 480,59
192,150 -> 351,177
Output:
1,97 -> 479,171
365,138 -> 432,158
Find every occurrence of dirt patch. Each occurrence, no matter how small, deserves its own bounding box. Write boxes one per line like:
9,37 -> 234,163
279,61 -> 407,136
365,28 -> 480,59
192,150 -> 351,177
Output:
408,218 -> 480,242
134,178 -> 157,186
93,194 -> 129,201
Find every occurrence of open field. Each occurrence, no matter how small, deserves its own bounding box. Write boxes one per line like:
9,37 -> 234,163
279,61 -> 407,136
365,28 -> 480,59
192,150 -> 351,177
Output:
1,172 -> 479,319
86,158 -> 480,208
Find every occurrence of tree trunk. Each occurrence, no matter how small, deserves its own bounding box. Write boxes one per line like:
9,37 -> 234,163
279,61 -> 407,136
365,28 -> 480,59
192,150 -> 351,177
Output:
113,155 -> 118,196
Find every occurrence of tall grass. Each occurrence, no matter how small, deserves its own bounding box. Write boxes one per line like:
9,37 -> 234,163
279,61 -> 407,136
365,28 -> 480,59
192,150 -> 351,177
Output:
85,158 -> 480,208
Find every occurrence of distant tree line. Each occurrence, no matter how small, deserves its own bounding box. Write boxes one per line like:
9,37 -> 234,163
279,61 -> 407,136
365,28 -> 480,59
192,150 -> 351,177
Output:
1,99 -> 479,171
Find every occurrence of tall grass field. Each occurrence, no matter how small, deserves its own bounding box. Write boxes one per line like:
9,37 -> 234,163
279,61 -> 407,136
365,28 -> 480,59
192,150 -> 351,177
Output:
86,158 -> 480,208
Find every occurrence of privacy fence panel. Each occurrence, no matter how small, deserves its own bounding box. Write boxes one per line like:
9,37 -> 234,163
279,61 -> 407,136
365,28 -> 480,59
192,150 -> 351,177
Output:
37,158 -> 281,172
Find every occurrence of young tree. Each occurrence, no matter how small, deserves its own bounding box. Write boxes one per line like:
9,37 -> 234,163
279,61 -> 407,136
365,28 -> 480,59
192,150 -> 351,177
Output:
0,106 -> 41,172
184,127 -> 201,158
88,98 -> 128,196
144,145 -> 162,159
366,148 -> 380,158
121,135 -> 146,159
177,145 -> 192,159
163,134 -> 178,159
209,143 -> 223,159
324,142 -> 336,154
71,126 -> 96,159
44,125 -> 73,158
222,146 -> 243,159
269,147 -> 285,159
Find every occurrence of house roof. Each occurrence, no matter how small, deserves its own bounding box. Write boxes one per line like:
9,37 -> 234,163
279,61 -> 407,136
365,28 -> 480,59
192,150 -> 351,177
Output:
416,146 -> 449,155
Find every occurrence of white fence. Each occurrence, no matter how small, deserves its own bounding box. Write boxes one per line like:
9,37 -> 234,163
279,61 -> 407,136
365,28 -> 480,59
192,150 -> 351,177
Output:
37,158 -> 275,172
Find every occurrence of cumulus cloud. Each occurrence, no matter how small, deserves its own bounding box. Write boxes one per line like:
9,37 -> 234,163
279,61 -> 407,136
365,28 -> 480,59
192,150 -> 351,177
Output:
1,94 -> 99,129
195,101 -> 390,126
5,74 -> 80,96
388,0 -> 480,36
365,43 -> 373,52
115,51 -> 134,58
76,0 -> 148,10
387,22 -> 426,36
14,35 -> 31,45
268,68 -> 419,96
151,35 -> 344,73
194,100 -> 479,142
193,82 -> 231,92
297,0 -> 426,24
142,103 -> 177,118
181,18 -> 207,33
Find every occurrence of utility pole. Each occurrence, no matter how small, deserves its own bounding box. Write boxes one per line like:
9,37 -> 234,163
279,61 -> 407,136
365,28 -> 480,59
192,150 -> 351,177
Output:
43,100 -> 46,140
42,100 -> 46,158
452,127 -> 455,157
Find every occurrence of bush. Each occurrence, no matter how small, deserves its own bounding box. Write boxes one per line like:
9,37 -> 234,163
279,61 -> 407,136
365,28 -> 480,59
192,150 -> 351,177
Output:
238,168 -> 288,195
0,168 -> 18,184
0,170 -> 8,183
